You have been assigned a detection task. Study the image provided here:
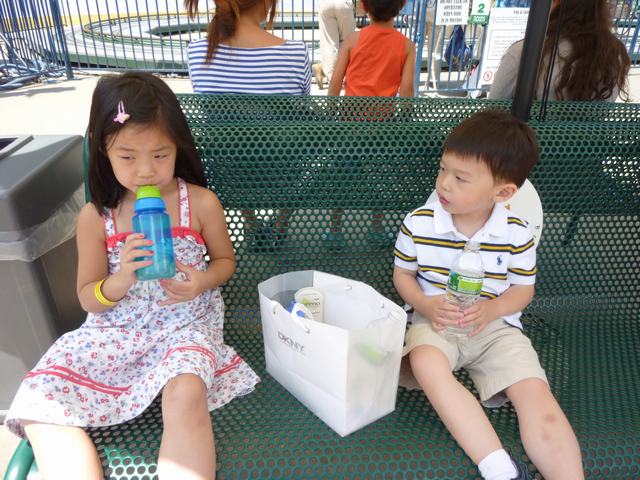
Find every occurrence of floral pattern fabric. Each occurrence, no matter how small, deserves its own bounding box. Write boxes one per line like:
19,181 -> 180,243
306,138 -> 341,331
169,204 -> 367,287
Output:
6,178 -> 259,437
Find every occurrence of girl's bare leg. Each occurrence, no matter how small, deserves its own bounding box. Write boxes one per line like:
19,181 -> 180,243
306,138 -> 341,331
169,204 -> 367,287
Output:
158,374 -> 215,480
24,421 -> 103,480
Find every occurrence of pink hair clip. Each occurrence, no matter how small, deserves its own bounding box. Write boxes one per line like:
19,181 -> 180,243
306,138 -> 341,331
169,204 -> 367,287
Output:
113,100 -> 130,124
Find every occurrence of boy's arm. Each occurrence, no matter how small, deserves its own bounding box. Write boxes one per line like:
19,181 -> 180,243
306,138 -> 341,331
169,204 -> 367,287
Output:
399,39 -> 416,97
393,266 -> 463,328
327,32 -> 358,96
462,284 -> 534,336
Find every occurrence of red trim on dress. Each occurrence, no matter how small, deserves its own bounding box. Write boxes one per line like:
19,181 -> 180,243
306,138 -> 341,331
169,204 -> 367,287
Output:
163,346 -> 218,370
215,354 -> 242,375
106,227 -> 205,249
26,366 -> 131,397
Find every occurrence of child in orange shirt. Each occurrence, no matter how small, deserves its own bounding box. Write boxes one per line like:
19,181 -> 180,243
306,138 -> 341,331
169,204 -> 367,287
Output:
325,0 -> 416,250
328,0 -> 416,97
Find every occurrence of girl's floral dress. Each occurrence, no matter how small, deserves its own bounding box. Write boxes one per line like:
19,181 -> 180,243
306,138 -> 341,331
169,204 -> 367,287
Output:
6,178 -> 259,437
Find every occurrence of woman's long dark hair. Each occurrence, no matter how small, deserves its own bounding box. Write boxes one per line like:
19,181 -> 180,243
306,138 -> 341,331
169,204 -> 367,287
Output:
87,72 -> 206,213
185,0 -> 278,63
541,0 -> 630,101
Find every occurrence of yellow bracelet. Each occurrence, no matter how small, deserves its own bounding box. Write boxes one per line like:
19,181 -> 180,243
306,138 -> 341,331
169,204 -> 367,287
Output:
94,278 -> 117,307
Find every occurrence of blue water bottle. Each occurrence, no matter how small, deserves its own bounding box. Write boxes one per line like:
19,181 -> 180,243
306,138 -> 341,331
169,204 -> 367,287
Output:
132,185 -> 175,281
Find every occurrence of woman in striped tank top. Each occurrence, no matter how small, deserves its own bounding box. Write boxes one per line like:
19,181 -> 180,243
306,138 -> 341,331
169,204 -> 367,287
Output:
185,0 -> 311,251
185,0 -> 311,95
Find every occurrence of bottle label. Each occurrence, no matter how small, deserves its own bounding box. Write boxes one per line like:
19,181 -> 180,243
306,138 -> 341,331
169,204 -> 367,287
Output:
447,272 -> 483,295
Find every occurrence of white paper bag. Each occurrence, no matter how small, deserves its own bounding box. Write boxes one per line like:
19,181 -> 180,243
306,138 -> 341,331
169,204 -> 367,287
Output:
258,270 -> 407,437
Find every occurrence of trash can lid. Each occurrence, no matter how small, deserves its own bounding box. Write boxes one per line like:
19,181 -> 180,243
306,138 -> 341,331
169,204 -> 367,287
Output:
0,135 -> 83,235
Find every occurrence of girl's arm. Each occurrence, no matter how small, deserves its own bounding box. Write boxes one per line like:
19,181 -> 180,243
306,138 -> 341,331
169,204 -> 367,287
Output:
193,186 -> 236,288
76,203 -> 150,312
328,32 -> 359,96
399,39 -> 417,97
158,185 -> 236,304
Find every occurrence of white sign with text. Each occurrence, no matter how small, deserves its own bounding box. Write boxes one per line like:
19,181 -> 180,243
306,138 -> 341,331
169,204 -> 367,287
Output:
435,0 -> 470,25
478,7 -> 530,85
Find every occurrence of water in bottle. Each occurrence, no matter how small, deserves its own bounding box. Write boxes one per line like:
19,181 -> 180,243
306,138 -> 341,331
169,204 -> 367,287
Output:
132,185 -> 175,281
444,240 -> 484,337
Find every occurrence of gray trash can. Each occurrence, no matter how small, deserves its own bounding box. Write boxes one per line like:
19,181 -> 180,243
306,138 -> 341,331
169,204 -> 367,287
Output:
0,134 -> 86,415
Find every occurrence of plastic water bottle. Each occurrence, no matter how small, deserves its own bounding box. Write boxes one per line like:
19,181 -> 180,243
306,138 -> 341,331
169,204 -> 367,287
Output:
132,185 -> 175,281
444,240 -> 484,337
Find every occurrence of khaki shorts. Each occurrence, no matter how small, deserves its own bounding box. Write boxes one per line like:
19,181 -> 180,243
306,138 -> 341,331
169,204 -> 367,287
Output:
401,313 -> 547,408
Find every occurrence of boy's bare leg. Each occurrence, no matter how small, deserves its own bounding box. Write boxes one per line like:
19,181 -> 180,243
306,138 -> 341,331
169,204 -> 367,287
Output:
506,378 -> 584,480
24,421 -> 103,480
158,374 -> 216,480
410,345 -> 502,464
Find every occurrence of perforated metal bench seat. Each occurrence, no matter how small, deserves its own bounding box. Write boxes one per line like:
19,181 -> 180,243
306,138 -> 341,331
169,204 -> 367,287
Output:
5,97 -> 639,480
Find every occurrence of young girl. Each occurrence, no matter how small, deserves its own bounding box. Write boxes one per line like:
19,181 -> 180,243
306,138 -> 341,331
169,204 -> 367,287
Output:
4,72 -> 260,480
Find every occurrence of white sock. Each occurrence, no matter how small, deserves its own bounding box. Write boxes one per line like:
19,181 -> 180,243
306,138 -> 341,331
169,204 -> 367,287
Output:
478,449 -> 518,480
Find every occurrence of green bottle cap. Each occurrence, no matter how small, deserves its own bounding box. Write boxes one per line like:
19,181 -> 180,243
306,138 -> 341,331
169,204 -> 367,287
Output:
136,185 -> 161,200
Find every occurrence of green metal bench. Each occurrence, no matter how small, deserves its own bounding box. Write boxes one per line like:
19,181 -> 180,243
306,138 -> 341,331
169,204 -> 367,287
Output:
5,97 -> 639,480
177,95 -> 640,125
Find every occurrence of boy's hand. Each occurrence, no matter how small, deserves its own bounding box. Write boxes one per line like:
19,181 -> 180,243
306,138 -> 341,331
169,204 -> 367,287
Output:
421,295 -> 464,331
158,261 -> 206,305
462,300 -> 498,336
114,233 -> 154,289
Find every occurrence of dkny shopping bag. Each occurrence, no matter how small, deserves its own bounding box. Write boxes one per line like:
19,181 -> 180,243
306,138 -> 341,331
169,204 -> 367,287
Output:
258,271 -> 407,436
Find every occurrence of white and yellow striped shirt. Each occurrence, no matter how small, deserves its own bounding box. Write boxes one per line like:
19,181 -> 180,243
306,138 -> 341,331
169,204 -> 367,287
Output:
394,200 -> 537,328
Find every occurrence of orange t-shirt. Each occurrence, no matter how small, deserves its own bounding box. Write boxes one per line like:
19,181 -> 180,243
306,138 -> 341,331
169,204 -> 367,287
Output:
345,24 -> 409,97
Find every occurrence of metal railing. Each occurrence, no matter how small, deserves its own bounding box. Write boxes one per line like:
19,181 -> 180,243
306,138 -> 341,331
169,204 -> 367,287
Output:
0,0 -> 637,94
0,0 -> 73,90
612,0 -> 640,66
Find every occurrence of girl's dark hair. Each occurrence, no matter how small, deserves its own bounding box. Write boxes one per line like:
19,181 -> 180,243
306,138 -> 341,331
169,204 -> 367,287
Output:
185,0 -> 278,63
362,0 -> 405,22
541,0 -> 630,101
443,110 -> 539,188
87,71 -> 206,213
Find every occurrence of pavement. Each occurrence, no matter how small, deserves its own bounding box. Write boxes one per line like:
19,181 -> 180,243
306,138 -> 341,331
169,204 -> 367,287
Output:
0,68 -> 639,476
1,68 -> 639,136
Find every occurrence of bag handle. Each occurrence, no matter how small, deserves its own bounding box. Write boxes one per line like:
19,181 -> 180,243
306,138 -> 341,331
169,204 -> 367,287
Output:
270,300 -> 311,334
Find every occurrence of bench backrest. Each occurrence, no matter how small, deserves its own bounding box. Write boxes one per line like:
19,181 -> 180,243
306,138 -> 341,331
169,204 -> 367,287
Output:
85,97 -> 640,327
178,94 -> 640,125
177,96 -> 640,327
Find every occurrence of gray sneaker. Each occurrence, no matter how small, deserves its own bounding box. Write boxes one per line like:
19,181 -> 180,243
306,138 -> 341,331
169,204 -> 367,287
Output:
510,457 -> 532,480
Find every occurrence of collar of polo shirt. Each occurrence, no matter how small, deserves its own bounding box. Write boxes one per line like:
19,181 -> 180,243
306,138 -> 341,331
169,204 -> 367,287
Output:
432,201 -> 510,239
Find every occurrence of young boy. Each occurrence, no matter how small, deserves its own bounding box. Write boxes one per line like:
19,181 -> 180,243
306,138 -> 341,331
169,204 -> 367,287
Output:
393,111 -> 584,480
327,0 -> 416,97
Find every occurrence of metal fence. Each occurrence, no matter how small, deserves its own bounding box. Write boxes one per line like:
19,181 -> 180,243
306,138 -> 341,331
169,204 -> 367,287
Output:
0,0 -> 73,90
612,0 -> 640,66
0,0 -> 638,93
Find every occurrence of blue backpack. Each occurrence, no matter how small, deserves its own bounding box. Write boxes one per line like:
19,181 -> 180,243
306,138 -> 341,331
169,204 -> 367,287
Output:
444,25 -> 472,70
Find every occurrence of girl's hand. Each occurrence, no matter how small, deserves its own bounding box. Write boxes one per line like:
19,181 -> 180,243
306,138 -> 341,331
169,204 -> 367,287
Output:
420,295 -> 464,331
462,300 -> 498,337
158,261 -> 206,305
114,233 -> 154,289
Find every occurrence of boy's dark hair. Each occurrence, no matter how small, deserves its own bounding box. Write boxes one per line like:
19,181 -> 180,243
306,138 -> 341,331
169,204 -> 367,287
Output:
362,0 -> 405,22
87,71 -> 206,213
443,110 -> 539,187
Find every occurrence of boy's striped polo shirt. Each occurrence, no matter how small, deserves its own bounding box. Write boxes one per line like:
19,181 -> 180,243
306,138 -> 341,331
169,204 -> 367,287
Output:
394,200 -> 537,329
